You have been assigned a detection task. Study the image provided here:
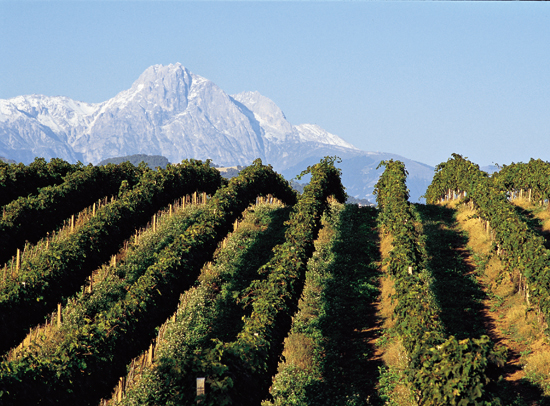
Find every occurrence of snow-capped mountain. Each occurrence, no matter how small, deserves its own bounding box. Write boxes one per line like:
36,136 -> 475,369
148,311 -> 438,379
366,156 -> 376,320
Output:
0,63 -> 434,201
0,64 -> 355,167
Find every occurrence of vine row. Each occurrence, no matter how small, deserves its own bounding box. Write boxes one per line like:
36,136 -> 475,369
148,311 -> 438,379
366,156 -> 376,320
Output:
0,161 -> 145,264
113,200 -> 290,405
265,201 -> 380,405
0,159 -> 296,405
425,154 -> 550,336
492,158 -> 550,205
180,157 -> 347,406
376,159 -> 503,406
0,160 -> 222,353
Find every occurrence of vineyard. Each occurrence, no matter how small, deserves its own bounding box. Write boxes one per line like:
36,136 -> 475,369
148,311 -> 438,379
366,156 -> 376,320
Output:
1,155 -> 550,405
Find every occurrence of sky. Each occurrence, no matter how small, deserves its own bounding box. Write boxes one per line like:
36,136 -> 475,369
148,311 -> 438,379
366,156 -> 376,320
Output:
1,1 -> 549,168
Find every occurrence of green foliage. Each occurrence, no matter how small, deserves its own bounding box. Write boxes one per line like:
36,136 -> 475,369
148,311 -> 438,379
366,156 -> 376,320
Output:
132,158 -> 346,406
409,334 -> 505,406
0,157 -> 78,207
492,159 -> 550,203
121,203 -> 291,405
219,159 -> 345,405
264,364 -> 316,406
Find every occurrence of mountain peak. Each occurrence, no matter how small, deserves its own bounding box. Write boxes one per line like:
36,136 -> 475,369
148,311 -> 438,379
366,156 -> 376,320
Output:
102,63 -> 196,113
136,63 -> 189,83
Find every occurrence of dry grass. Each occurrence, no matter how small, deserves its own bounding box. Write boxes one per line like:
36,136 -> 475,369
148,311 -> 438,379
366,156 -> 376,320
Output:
380,339 -> 416,406
539,209 -> 550,233
379,276 -> 397,330
524,350 -> 550,395
281,333 -> 315,371
485,257 -> 514,299
454,204 -> 493,256
525,350 -> 550,375
511,197 -> 534,211
510,197 -> 550,234
503,299 -> 539,342
381,339 -> 408,371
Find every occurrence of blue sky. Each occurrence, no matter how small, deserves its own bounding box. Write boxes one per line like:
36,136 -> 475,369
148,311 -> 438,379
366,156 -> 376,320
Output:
1,1 -> 549,168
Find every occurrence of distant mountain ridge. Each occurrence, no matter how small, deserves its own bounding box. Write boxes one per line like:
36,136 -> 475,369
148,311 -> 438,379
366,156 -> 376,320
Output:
97,154 -> 170,170
0,156 -> 16,164
0,63 -> 434,201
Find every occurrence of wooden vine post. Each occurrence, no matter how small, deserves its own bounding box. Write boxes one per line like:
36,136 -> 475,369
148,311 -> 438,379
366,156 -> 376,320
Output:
197,377 -> 206,402
16,248 -> 21,272
117,378 -> 124,402
57,303 -> 62,327
147,343 -> 154,365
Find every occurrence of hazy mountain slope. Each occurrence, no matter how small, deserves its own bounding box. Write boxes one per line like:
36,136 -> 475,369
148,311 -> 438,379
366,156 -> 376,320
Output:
281,151 -> 434,202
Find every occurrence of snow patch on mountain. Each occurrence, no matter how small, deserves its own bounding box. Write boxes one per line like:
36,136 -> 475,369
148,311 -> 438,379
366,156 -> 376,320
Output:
294,123 -> 356,149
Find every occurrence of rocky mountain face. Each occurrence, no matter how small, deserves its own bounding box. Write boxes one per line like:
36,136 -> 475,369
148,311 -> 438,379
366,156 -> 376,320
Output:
0,63 -> 434,201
